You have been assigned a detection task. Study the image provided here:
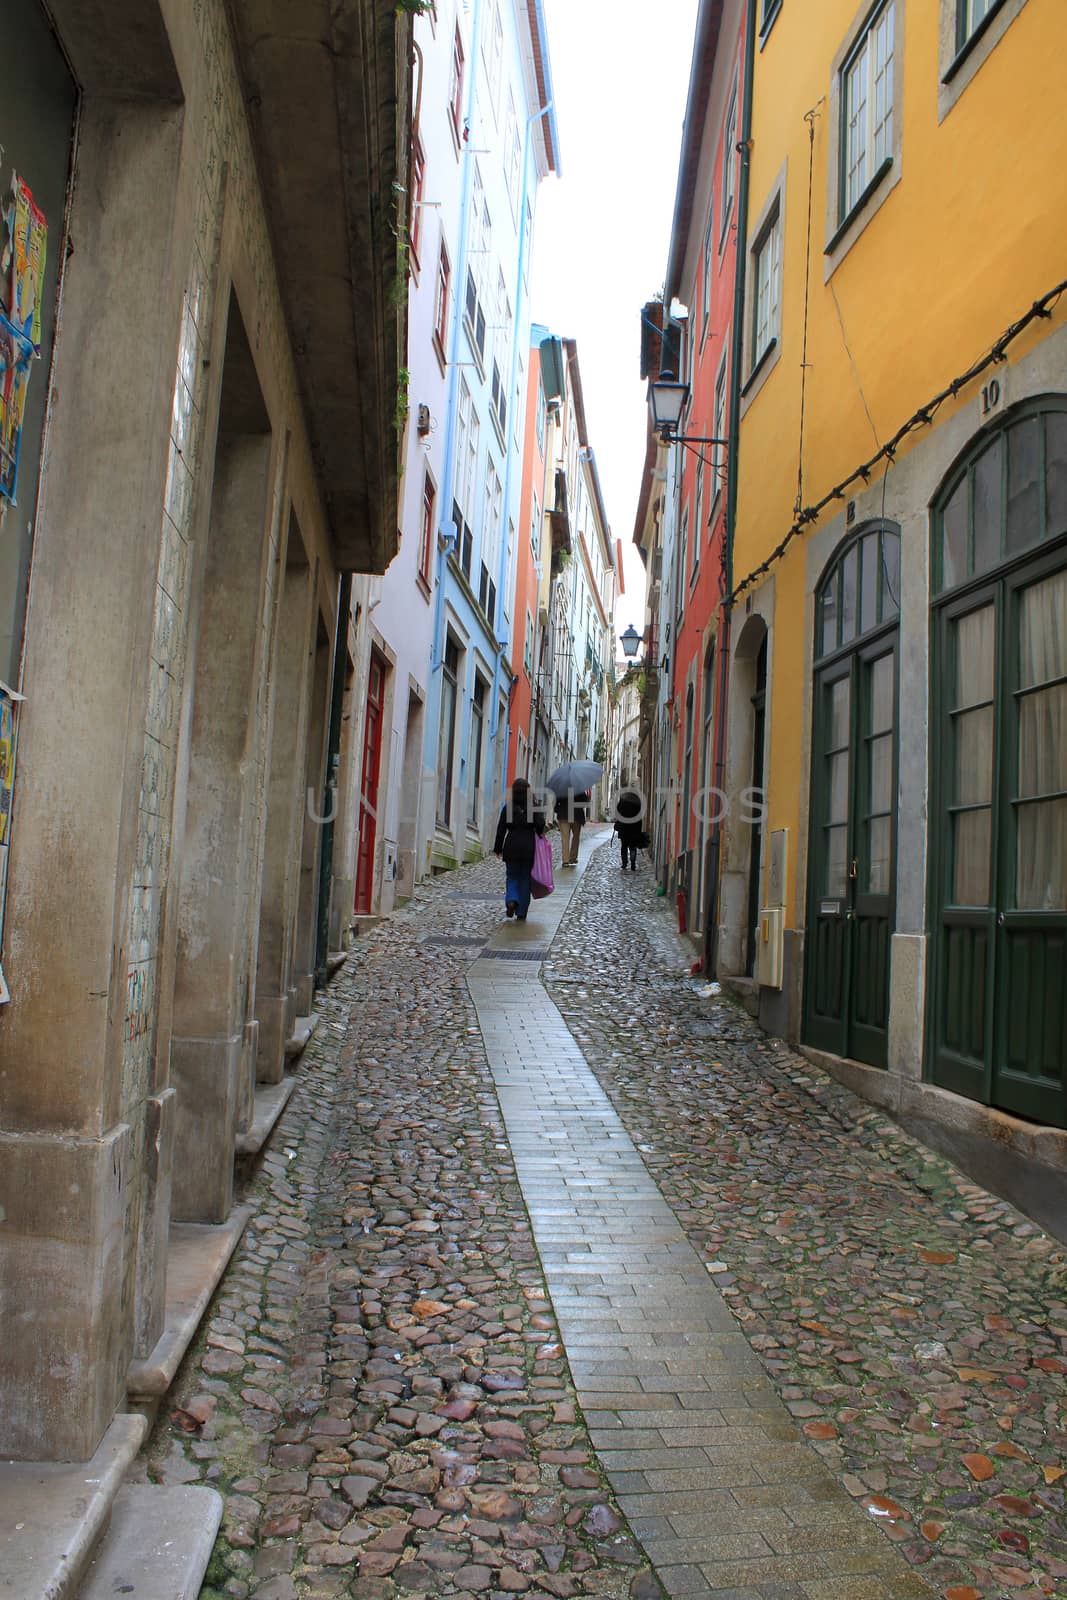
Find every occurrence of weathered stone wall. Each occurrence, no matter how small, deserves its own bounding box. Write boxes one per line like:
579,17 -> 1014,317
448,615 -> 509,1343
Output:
0,0 -> 341,1460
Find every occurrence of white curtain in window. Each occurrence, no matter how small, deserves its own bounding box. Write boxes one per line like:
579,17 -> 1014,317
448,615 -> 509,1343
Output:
952,605 -> 995,906
1016,570 -> 1067,910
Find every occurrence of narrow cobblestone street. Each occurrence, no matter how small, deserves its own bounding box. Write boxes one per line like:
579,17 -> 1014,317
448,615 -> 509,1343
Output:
142,828 -> 1067,1600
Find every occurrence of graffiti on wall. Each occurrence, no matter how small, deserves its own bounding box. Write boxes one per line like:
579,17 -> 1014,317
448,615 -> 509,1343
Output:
0,688 -> 19,1003
0,173 -> 48,506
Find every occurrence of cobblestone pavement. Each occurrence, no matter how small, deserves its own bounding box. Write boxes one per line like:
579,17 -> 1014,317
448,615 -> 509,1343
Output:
546,836 -> 1067,1600
141,828 -> 1067,1600
142,849 -> 662,1600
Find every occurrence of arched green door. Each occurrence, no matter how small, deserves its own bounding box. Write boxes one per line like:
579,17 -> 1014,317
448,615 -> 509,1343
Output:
930,399 -> 1067,1129
804,525 -> 900,1066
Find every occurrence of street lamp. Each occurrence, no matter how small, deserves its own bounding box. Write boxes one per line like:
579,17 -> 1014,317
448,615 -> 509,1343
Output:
647,372 -> 690,441
647,370 -> 728,451
619,623 -> 642,659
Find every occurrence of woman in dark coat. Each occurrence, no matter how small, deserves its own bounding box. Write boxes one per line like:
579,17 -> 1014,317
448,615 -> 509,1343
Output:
613,788 -> 645,871
493,777 -> 546,920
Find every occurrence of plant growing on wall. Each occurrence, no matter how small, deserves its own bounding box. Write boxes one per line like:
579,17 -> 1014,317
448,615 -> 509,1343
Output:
395,367 -> 410,438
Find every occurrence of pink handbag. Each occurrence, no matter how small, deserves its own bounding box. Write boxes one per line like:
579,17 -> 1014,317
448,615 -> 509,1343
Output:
530,833 -> 554,898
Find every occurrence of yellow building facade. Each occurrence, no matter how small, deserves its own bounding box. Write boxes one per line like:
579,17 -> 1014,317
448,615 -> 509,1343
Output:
720,0 -> 1067,1208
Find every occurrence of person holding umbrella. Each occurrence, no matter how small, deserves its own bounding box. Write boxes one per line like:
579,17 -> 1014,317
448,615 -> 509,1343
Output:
556,789 -> 589,866
545,760 -> 602,868
493,777 -> 546,920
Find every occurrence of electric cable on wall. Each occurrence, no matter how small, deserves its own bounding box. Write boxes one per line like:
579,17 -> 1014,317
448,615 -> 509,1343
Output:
729,275 -> 1067,604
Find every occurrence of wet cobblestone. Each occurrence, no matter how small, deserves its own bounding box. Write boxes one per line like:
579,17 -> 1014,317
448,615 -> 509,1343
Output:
546,839 -> 1067,1600
144,852 -> 661,1600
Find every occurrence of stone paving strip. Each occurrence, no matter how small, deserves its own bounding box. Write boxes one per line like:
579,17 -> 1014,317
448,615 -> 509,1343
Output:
546,836 -> 1067,1600
141,847 -> 663,1600
469,836 -> 934,1600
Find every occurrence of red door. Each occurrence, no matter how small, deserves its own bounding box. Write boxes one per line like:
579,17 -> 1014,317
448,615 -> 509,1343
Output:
355,654 -> 385,914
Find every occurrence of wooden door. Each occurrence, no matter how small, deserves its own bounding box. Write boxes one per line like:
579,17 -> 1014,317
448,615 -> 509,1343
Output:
804,637 -> 896,1066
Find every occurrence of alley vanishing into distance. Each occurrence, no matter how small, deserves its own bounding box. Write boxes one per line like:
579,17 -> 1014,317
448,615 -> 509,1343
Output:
144,829 -> 1067,1600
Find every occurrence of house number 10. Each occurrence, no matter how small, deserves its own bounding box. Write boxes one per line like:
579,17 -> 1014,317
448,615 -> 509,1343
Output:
981,378 -> 1002,416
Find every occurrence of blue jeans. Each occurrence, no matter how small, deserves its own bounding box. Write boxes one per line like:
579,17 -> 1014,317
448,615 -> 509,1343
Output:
506,868 -> 532,918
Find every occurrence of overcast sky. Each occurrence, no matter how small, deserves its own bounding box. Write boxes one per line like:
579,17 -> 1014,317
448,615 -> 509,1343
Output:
528,0 -> 699,643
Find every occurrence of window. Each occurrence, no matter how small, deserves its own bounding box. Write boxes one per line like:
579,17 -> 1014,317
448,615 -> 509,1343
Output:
505,94 -> 521,218
720,79 -> 738,241
418,471 -> 436,589
453,381 -> 479,578
701,208 -> 713,338
752,204 -> 782,365
761,0 -> 783,36
524,610 -> 534,677
713,354 -> 728,498
675,510 -> 689,627
935,402 -> 1067,595
433,241 -> 450,358
815,524 -> 901,661
482,0 -> 503,115
448,26 -> 465,145
692,464 -> 703,577
841,1 -> 895,222
530,490 -> 541,560
410,135 -> 426,267
535,377 -> 546,455
957,0 -> 999,47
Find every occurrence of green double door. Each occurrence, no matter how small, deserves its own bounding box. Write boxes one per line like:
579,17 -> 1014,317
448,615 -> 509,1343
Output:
931,552 -> 1067,1126
804,633 -> 897,1067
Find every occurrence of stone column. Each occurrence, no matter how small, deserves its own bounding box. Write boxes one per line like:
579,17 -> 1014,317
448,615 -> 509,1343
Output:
0,99 -> 184,1462
170,295 -> 275,1224
255,540 -> 315,1082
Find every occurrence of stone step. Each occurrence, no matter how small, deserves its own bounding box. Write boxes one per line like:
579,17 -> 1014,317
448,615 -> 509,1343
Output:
235,1076 -> 297,1156
0,1413 -> 146,1600
284,1012 -> 319,1061
77,1484 -> 222,1600
126,1212 -> 253,1403
326,949 -> 348,978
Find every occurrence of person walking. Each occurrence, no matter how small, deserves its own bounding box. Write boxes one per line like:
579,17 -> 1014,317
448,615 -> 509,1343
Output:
555,788 -> 589,867
614,788 -> 644,871
494,777 -> 546,920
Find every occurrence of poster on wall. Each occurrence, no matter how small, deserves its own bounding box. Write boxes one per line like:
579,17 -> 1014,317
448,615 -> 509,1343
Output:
0,688 -> 20,1004
0,173 -> 48,507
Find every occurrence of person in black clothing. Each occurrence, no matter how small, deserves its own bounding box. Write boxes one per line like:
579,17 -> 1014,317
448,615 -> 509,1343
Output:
613,787 -> 644,871
493,777 -> 546,920
556,789 -> 590,866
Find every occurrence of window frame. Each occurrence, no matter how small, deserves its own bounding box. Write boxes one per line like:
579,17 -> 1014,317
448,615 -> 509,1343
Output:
838,0 -> 896,228
937,0 -> 1029,117
448,25 -> 465,150
719,76 -> 739,249
760,0 -> 783,42
433,239 -> 450,368
410,133 -> 426,270
712,351 -> 729,511
751,202 -> 781,371
418,469 -> 436,593
824,0 -> 904,269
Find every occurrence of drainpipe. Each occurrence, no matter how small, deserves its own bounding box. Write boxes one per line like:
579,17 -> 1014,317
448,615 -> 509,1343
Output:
315,571 -> 352,984
489,91 -> 556,808
706,0 -> 758,977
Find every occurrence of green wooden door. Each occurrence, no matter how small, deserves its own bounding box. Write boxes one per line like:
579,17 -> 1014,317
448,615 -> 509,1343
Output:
995,557 -> 1067,1122
931,556 -> 1067,1127
804,637 -> 897,1066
